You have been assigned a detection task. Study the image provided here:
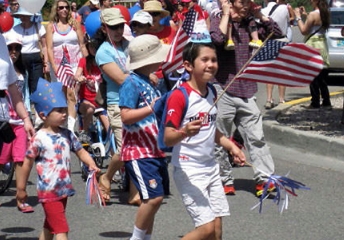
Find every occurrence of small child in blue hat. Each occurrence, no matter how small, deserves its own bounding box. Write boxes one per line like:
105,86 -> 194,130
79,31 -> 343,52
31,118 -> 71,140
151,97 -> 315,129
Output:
16,78 -> 100,240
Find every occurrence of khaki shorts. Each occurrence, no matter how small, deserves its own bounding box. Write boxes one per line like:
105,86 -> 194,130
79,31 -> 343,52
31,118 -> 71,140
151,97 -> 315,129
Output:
107,104 -> 122,154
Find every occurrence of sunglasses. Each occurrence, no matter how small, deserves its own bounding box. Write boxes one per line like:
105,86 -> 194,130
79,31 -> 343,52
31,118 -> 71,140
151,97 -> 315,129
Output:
131,22 -> 147,28
106,23 -> 125,31
10,3 -> 19,6
8,44 -> 22,52
149,12 -> 161,17
58,5 -> 69,10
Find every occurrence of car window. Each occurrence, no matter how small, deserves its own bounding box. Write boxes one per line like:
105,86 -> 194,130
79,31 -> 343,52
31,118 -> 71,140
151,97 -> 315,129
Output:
330,10 -> 344,25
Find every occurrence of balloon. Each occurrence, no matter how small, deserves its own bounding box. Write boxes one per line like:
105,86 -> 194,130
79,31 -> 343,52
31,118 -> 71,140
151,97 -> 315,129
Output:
113,5 -> 131,24
17,0 -> 46,14
0,12 -> 14,33
85,10 -> 101,38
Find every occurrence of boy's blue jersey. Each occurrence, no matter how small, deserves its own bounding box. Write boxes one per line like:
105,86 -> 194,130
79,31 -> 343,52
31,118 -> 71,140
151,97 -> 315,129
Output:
119,72 -> 165,161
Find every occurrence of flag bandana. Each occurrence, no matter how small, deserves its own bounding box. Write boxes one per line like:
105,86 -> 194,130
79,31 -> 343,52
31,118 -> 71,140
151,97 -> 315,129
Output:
236,40 -> 324,87
57,46 -> 76,89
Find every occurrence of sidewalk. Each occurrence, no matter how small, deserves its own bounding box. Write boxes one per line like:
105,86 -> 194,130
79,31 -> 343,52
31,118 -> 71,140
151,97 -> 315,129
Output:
263,91 -> 344,160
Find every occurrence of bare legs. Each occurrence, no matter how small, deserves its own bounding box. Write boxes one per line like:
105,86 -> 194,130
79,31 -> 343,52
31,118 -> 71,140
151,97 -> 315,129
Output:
265,84 -> 286,109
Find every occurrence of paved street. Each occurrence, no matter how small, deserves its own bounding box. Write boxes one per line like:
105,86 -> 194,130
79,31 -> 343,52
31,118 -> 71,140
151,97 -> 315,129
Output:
1,141 -> 344,240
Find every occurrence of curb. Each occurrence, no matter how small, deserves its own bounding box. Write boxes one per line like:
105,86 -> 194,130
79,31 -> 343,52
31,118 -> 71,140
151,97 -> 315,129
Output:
263,92 -> 344,159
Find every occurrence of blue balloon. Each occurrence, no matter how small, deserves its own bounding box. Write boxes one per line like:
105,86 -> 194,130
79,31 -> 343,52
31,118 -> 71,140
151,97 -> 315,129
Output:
85,10 -> 101,38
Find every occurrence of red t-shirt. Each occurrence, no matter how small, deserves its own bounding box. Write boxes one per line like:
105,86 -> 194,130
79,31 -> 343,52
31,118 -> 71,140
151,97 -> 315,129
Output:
77,58 -> 102,106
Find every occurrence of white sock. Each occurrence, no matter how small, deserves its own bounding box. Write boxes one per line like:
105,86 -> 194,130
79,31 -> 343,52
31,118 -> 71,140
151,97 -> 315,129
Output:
143,234 -> 151,240
130,226 -> 147,240
67,116 -> 76,132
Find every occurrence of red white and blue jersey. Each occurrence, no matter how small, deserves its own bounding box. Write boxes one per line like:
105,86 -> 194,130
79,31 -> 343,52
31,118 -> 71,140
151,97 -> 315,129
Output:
119,72 -> 166,161
165,82 -> 217,169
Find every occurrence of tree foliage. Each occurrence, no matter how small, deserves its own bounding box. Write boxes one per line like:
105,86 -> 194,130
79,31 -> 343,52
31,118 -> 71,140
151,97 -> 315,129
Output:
41,0 -> 89,20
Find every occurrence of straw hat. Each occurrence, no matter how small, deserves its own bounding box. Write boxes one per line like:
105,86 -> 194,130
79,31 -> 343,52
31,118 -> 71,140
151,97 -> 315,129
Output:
143,0 -> 170,18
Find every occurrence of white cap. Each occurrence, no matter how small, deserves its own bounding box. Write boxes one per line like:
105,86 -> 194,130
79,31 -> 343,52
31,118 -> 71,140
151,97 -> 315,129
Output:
130,10 -> 153,26
90,0 -> 99,5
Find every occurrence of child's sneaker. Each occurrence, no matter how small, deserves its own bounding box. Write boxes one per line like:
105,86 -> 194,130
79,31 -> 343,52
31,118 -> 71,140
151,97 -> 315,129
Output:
256,181 -> 276,197
224,39 -> 235,50
249,39 -> 263,48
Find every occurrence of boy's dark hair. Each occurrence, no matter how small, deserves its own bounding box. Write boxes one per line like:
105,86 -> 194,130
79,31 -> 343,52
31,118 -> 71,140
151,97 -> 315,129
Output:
182,42 -> 216,65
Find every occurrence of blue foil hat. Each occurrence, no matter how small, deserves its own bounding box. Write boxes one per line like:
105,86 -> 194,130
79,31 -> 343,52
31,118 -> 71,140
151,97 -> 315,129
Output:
30,78 -> 67,116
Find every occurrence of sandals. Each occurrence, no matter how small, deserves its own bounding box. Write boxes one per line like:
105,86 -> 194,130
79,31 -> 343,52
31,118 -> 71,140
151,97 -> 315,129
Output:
98,174 -> 111,202
17,203 -> 34,213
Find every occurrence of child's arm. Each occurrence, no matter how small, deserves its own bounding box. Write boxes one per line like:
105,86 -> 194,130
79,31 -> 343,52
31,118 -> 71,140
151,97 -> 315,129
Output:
75,148 -> 101,172
16,157 -> 34,203
215,129 -> 246,166
121,97 -> 159,125
74,66 -> 86,83
164,119 -> 203,147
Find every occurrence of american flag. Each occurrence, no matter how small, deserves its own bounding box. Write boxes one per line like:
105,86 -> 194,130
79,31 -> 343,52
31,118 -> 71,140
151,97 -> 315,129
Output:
57,46 -> 75,88
161,7 -> 197,74
237,40 -> 324,87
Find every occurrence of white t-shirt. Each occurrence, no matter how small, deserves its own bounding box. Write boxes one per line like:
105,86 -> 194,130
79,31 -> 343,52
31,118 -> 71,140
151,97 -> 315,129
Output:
261,2 -> 290,37
0,34 -> 17,120
11,23 -> 46,54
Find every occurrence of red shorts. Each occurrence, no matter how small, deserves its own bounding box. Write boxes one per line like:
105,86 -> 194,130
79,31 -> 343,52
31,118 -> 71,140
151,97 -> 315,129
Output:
42,198 -> 69,234
0,125 -> 27,164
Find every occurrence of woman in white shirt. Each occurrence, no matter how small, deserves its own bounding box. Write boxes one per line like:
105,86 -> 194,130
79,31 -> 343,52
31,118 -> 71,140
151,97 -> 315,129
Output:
11,7 -> 49,94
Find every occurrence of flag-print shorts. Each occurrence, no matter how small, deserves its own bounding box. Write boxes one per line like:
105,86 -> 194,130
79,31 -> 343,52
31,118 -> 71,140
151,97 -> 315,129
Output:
125,158 -> 169,200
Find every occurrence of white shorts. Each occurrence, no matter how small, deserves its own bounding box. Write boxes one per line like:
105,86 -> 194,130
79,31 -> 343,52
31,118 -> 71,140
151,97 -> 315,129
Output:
173,164 -> 230,227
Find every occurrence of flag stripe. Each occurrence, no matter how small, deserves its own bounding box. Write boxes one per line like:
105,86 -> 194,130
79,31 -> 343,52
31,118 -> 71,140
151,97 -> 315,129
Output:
237,40 -> 323,87
57,46 -> 75,89
162,8 -> 197,74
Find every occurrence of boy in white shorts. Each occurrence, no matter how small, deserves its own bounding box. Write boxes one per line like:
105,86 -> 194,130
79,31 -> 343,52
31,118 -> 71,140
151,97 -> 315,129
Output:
164,41 -> 246,240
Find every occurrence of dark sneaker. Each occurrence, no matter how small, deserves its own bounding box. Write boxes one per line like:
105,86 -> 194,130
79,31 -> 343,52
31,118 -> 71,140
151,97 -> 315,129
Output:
256,182 -> 276,197
321,104 -> 332,111
224,185 -> 235,195
301,104 -> 320,111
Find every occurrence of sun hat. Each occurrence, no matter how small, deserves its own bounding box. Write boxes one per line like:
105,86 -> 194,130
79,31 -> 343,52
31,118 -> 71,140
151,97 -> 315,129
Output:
130,10 -> 153,26
90,0 -> 100,5
127,34 -> 170,70
30,78 -> 67,116
3,32 -> 22,46
101,8 -> 126,26
143,0 -> 170,18
12,7 -> 34,16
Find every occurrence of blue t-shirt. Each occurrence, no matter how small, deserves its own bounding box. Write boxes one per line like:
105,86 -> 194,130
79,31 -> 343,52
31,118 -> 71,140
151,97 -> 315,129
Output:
78,5 -> 97,24
119,72 -> 165,161
95,40 -> 129,105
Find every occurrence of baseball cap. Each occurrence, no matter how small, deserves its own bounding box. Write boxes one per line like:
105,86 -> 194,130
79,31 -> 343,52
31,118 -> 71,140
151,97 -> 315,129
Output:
3,32 -> 22,46
127,34 -> 170,70
130,10 -> 153,26
90,0 -> 99,5
101,8 -> 126,26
